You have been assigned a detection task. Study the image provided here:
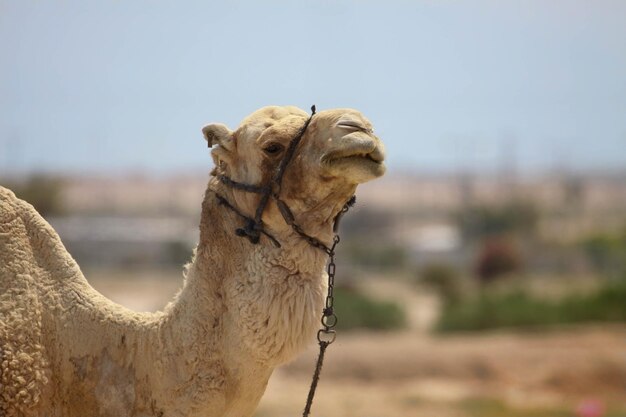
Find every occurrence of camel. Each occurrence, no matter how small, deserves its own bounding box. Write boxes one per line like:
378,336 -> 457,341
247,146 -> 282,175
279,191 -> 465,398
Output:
0,105 -> 386,417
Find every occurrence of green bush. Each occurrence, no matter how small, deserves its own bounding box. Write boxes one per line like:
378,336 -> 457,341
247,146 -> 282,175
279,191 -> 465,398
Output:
437,279 -> 626,332
581,229 -> 626,276
418,263 -> 462,304
333,287 -> 407,331
458,397 -> 572,417
455,202 -> 539,240
343,242 -> 408,271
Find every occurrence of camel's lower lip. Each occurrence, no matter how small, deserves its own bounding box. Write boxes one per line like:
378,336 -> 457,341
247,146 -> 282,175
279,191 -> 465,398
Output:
322,153 -> 386,177
327,154 -> 383,165
322,146 -> 385,166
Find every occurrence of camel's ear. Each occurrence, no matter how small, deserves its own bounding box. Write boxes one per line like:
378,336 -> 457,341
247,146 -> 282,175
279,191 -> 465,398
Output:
202,123 -> 235,152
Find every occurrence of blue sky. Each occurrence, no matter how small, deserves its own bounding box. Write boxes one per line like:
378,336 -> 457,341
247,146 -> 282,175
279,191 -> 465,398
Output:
1,0 -> 625,175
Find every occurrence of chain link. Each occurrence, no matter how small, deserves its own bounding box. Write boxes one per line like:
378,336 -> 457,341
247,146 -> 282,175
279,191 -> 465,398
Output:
317,234 -> 340,344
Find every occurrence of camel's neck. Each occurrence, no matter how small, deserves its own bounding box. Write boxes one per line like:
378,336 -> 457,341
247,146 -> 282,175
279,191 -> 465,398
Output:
151,183 -> 330,415
179,183 -> 330,365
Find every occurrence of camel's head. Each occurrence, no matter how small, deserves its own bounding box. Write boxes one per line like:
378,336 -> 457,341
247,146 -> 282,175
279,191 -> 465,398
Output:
202,105 -> 386,240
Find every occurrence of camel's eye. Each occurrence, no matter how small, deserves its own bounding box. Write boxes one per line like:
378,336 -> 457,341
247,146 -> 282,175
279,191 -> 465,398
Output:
336,120 -> 371,133
263,143 -> 284,155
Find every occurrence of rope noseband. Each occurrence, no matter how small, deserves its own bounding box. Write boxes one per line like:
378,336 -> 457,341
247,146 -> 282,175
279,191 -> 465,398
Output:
214,105 -> 353,253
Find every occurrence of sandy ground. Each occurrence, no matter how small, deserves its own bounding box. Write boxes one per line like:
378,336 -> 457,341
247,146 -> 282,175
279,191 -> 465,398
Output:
88,271 -> 626,417
258,327 -> 626,417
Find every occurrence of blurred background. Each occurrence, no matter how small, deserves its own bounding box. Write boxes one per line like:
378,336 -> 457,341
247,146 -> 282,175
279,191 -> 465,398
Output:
1,1 -> 625,416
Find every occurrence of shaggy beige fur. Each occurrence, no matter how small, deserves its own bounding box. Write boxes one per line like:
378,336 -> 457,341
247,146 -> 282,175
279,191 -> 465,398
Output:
0,105 -> 385,417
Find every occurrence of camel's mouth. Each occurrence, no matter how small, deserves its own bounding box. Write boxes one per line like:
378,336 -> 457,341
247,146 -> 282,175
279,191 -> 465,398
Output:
325,149 -> 384,165
321,141 -> 386,181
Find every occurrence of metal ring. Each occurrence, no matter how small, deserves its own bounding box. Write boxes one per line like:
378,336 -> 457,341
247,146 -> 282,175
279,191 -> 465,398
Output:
317,329 -> 336,344
322,314 -> 338,328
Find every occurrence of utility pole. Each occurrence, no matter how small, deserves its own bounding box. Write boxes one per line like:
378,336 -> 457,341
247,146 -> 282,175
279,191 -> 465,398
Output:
499,132 -> 518,202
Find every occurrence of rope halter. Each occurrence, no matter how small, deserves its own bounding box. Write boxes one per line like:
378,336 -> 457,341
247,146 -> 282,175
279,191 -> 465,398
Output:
213,105 -> 355,253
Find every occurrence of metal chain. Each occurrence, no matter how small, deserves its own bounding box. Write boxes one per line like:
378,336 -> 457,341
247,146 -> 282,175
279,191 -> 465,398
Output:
320,235 -> 340,334
302,234 -> 341,417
